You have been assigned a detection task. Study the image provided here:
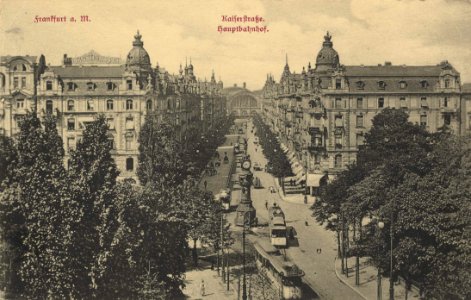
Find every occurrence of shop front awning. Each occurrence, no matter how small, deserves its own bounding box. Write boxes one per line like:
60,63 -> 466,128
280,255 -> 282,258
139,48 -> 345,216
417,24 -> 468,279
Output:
306,173 -> 326,187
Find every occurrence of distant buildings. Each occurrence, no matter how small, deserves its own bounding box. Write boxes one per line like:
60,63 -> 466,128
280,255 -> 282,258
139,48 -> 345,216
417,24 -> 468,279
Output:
0,31 -> 226,181
261,32 -> 470,194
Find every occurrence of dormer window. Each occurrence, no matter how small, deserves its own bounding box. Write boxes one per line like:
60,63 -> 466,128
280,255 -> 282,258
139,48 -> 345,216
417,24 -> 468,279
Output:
335,78 -> 342,89
420,80 -> 429,88
46,81 -> 53,91
378,81 -> 386,90
67,82 -> 75,91
356,81 -> 365,90
444,78 -> 451,88
87,82 -> 95,91
399,81 -> 407,89
107,82 -> 115,91
127,80 -> 133,90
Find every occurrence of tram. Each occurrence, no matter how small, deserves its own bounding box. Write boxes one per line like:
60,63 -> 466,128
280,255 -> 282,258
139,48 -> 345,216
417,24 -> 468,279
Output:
215,189 -> 231,212
268,204 -> 287,247
253,240 -> 304,299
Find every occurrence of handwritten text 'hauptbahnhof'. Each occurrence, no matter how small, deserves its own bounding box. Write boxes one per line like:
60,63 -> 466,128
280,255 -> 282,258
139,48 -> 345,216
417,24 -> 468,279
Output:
218,15 -> 269,33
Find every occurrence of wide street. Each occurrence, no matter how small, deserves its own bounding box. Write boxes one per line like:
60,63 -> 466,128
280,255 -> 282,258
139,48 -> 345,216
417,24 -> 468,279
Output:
244,120 -> 364,300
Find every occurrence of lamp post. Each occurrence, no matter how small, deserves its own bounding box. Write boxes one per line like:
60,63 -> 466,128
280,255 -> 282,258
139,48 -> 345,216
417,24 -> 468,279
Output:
377,220 -> 385,300
242,211 -> 251,300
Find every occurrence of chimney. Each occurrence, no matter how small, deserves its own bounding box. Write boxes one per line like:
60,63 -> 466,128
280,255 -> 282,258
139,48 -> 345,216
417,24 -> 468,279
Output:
385,61 -> 392,66
234,83 -> 237,87
243,82 -> 246,89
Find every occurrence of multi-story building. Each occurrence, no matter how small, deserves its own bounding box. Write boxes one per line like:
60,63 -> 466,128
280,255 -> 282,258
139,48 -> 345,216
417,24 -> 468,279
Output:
0,31 -> 226,181
261,32 -> 465,194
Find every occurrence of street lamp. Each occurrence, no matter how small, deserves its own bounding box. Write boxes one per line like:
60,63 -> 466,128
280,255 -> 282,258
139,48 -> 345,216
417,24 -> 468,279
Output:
377,220 -> 385,300
242,211 -> 251,300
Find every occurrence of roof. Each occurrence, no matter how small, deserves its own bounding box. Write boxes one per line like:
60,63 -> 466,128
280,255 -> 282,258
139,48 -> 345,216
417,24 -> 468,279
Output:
49,65 -> 126,78
344,65 -> 449,77
253,241 -> 304,278
462,83 -> 471,93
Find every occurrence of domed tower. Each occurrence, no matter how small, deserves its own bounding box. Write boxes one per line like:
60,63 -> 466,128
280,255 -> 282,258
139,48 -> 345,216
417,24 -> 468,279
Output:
126,30 -> 152,87
315,31 -> 340,71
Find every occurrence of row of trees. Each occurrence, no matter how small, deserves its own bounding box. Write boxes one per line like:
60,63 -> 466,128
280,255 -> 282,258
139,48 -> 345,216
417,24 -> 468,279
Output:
0,112 -> 234,298
251,114 -> 293,179
313,108 -> 471,299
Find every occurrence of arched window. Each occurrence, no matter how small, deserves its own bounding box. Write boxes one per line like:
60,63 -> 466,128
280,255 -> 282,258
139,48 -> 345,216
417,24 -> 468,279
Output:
107,99 -> 114,110
334,154 -> 342,168
146,99 -> 152,110
46,100 -> 53,114
126,157 -> 134,171
67,100 -> 74,111
126,99 -> 133,110
22,64 -> 26,71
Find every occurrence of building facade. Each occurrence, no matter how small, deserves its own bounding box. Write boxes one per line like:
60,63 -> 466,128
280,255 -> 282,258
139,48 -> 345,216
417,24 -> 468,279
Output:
261,32 -> 466,192
0,31 -> 226,181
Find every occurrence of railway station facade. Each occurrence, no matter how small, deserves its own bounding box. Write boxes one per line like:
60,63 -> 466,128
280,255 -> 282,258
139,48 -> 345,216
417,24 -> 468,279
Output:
261,32 -> 471,191
0,31 -> 227,181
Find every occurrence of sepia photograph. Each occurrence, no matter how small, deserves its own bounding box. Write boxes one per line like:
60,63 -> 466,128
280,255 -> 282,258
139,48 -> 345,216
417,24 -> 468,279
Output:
0,0 -> 470,299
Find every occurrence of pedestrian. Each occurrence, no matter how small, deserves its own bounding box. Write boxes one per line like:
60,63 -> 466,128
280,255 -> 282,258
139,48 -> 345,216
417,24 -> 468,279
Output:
304,195 -> 308,204
204,180 -> 207,190
200,279 -> 205,296
265,200 -> 268,209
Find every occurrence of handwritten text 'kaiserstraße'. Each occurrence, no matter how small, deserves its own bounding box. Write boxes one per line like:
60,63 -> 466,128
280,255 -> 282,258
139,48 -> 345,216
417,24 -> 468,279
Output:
218,15 -> 269,33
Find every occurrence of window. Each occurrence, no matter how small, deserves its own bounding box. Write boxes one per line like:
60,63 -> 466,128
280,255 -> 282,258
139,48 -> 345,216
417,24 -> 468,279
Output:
378,98 -> 384,108
126,157 -> 134,171
443,97 -> 448,108
46,100 -> 53,114
67,137 -> 75,150
399,81 -> 407,89
125,117 -> 134,130
356,114 -> 364,127
126,99 -> 133,110
107,118 -> 115,130
46,81 -> 53,90
335,98 -> 342,109
444,79 -> 450,88
87,99 -> 94,111
67,82 -> 75,91
314,154 -> 321,164
87,82 -> 95,91
107,82 -> 115,91
108,138 -> 115,150
335,135 -> 342,148
335,78 -> 341,89
67,100 -> 75,111
125,135 -> 133,150
378,81 -> 386,90
356,98 -> 363,109
420,97 -> 428,108
22,64 -> 26,71
67,118 -> 75,131
356,81 -> 365,90
400,97 -> 407,108
420,114 -> 427,126
335,115 -> 343,127
356,134 -> 364,147
16,99 -> 24,109
13,77 -> 18,88
444,114 -> 451,126
421,80 -> 429,88
106,99 -> 114,110
127,80 -> 133,90
21,77 -> 26,88
146,99 -> 152,110
334,154 -> 342,168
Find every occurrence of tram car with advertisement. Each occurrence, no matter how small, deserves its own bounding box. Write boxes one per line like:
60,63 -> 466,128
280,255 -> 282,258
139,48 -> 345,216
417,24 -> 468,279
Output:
268,204 -> 287,247
253,240 -> 304,299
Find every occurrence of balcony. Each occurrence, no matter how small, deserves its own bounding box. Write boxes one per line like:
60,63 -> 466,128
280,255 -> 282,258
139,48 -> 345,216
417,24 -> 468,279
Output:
306,106 -> 326,116
306,143 -> 326,152
440,107 -> 458,113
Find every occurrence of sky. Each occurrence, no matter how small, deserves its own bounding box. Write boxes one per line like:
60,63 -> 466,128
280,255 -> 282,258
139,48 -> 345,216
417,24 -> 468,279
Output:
1,0 -> 471,90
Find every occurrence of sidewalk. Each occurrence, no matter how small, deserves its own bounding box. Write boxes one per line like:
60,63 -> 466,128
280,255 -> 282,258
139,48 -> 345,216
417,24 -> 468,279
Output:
334,256 -> 420,300
184,266 -> 236,300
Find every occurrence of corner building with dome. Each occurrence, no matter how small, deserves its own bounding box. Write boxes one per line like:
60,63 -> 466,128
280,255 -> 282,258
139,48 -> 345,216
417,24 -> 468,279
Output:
261,32 -> 471,194
0,31 -> 226,181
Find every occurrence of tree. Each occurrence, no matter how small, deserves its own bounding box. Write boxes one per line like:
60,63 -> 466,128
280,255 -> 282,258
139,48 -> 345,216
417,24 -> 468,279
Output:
68,114 -> 120,297
0,135 -> 17,188
137,113 -> 188,186
0,113 -> 81,298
